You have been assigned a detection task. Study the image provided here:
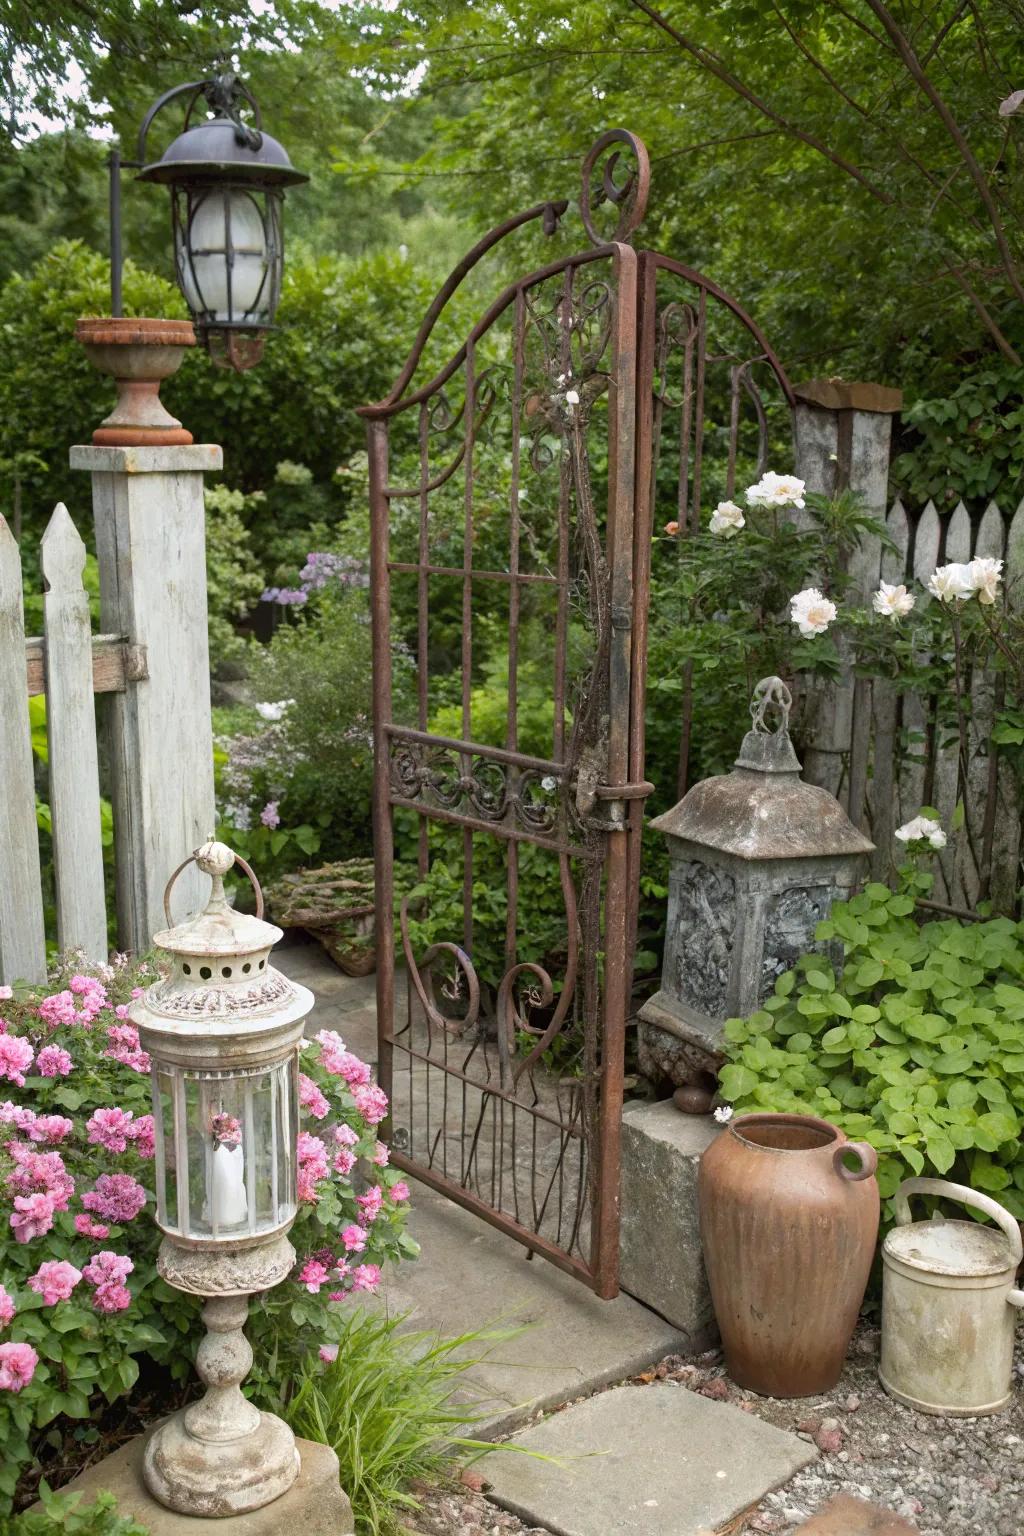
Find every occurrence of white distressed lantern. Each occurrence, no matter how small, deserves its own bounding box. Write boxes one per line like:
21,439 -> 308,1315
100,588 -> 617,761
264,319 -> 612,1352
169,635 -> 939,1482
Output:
131,841 -> 314,1517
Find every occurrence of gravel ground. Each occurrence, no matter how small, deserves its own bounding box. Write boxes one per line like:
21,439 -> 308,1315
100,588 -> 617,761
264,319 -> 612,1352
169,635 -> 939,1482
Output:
401,1321 -> 1024,1534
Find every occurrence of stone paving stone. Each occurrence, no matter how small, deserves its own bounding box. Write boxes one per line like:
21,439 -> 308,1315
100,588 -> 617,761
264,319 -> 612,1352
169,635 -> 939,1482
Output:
479,1382 -> 817,1535
795,1496 -> 918,1534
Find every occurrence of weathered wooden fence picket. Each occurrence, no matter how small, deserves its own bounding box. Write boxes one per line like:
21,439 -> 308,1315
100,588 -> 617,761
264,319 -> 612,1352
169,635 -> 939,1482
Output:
807,496 -> 1024,914
0,505 -> 127,977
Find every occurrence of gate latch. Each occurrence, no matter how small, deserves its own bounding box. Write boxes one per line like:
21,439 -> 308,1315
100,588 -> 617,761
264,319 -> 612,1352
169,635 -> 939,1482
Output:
587,779 -> 655,829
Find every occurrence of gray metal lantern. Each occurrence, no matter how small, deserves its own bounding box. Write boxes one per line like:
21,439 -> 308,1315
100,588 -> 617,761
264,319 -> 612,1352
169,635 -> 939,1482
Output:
638,678 -> 873,1107
135,73 -> 307,372
131,841 -> 314,1517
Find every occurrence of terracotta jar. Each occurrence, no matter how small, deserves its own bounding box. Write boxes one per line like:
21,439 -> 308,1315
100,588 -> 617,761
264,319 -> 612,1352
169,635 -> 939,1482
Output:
699,1112 -> 879,1397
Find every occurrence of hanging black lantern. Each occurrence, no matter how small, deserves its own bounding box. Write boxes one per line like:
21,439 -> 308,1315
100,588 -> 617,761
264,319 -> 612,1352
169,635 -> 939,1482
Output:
129,72 -> 307,372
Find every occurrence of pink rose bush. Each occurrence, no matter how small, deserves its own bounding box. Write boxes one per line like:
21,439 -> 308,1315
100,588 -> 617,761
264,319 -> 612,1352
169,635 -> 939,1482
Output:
0,955 -> 413,1515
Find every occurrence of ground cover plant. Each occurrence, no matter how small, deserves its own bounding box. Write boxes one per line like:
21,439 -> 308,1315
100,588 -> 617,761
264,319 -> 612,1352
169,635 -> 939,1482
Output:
718,836 -> 1024,1212
0,956 -> 414,1515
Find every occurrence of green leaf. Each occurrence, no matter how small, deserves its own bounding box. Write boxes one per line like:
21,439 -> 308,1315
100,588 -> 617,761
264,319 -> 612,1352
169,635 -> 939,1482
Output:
718,1064 -> 758,1100
821,1026 -> 849,1051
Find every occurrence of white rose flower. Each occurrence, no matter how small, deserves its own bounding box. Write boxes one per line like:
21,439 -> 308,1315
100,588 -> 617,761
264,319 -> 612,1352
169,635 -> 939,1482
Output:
745,470 -> 806,510
926,563 -> 974,603
789,586 -> 837,637
565,388 -> 580,407
255,699 -> 293,722
713,1105 -> 734,1124
872,581 -> 915,620
709,500 -> 745,538
968,556 -> 1003,605
895,814 -> 945,848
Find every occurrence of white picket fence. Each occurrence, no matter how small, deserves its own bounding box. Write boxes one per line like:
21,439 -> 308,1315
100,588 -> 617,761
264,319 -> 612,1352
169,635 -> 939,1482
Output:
805,496 -> 1024,913
1,445 -> 218,985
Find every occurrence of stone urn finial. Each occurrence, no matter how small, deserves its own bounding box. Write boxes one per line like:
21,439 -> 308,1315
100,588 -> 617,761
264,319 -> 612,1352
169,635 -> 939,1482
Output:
75,316 -> 196,447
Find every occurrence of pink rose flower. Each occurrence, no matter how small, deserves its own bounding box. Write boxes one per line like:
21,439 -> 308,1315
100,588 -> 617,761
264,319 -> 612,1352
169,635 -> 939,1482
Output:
74,1214 -> 110,1240
390,1180 -> 410,1203
352,1082 -> 388,1126
92,1282 -> 131,1313
297,1260 -> 329,1294
0,1340 -> 38,1391
0,1284 -> 16,1326
340,1224 -> 366,1254
299,1074 -> 330,1121
319,1343 -> 339,1362
28,1260 -> 82,1305
8,1146 -> 74,1208
333,1148 -> 355,1177
36,1045 -> 73,1078
86,1106 -> 135,1153
333,1124 -> 359,1148
0,1101 -> 37,1133
372,1141 -> 390,1167
356,1186 -> 384,1223
82,1251 -> 133,1287
81,1173 -> 146,1224
28,1114 -> 74,1145
0,1035 -> 33,1087
350,1263 -> 381,1293
10,1192 -> 56,1242
128,1115 -> 156,1159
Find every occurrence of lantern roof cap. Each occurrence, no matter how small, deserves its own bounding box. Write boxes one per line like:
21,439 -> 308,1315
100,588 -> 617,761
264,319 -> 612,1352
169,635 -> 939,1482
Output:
650,677 -> 874,861
152,841 -> 283,958
137,118 -> 307,188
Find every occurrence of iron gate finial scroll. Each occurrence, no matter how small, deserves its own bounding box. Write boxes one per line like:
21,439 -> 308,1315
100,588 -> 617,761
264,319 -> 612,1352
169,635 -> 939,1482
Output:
358,130 -> 793,1299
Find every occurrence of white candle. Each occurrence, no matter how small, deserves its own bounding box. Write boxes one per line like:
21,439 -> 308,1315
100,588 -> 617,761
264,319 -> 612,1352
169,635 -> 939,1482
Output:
211,1142 -> 248,1227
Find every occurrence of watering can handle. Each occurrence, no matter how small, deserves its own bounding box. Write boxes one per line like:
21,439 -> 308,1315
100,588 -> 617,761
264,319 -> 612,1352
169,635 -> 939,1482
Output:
893,1176 -> 1024,1269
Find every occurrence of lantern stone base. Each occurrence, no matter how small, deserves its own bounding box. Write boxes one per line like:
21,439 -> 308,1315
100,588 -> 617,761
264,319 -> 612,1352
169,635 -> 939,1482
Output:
619,1098 -> 720,1340
636,991 -> 723,1095
30,1433 -> 354,1534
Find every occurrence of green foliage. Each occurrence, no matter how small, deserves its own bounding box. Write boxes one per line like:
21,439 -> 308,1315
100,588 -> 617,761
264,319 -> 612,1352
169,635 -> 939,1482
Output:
3,1488 -> 149,1535
0,241 -> 460,544
720,879 -> 1024,1210
203,485 -> 265,666
892,363 -> 1024,508
276,1308 -> 519,1536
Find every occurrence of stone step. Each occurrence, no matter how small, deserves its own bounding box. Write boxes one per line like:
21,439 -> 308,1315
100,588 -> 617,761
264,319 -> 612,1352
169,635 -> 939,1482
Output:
796,1494 -> 918,1534
479,1381 -> 816,1535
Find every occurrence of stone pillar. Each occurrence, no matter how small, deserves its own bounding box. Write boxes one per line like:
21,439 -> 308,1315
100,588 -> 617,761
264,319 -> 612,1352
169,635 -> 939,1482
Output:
70,443 -> 222,950
792,380 -> 902,809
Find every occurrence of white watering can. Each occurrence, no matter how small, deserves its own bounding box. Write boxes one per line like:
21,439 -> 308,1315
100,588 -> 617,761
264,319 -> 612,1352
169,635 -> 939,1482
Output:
880,1177 -> 1024,1416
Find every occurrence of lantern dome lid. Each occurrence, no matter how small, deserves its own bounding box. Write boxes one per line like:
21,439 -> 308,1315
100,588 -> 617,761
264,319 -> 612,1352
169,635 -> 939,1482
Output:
650,677 -> 874,862
137,119 -> 308,188
130,842 -> 313,1037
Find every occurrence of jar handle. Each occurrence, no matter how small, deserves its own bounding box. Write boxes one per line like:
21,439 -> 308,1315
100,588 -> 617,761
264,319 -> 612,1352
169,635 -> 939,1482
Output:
163,845 -> 265,927
833,1141 -> 878,1182
893,1176 -> 1023,1267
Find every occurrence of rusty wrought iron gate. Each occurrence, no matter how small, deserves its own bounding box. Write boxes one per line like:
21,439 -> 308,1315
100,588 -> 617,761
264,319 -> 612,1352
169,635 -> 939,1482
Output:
359,130 -> 792,1298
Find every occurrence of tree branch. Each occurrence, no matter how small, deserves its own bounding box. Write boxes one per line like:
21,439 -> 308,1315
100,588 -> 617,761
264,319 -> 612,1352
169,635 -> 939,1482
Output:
624,0 -> 894,204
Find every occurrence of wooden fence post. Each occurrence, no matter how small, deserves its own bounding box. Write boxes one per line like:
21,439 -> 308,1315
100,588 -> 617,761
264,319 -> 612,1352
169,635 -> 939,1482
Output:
0,517 -> 46,983
41,503 -> 108,961
69,443 -> 223,954
792,379 -> 902,816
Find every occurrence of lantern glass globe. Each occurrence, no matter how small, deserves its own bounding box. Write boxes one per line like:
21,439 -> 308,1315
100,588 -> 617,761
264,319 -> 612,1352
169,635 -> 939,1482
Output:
177,189 -> 270,324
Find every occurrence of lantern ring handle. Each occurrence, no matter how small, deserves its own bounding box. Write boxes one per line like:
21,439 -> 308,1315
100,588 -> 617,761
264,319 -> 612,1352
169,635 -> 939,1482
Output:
893,1176 -> 1023,1266
162,848 -> 265,928
833,1140 -> 877,1183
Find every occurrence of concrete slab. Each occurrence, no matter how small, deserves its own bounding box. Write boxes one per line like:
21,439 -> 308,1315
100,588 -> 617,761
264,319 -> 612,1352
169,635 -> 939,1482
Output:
479,1383 -> 817,1536
379,1179 -> 691,1439
33,1433 -> 354,1535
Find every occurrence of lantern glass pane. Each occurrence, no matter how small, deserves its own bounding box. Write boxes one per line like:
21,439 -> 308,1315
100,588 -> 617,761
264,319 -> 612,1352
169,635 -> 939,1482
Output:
154,1069 -> 178,1230
177,188 -> 272,325
152,1059 -> 297,1242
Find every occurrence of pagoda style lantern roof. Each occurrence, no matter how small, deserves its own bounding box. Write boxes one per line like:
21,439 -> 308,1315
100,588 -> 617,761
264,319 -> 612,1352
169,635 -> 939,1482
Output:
650,677 -> 873,863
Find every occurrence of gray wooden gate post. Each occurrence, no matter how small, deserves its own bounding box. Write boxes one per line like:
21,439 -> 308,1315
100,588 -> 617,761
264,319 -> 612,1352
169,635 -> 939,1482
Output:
70,443 -> 222,952
792,380 -> 902,819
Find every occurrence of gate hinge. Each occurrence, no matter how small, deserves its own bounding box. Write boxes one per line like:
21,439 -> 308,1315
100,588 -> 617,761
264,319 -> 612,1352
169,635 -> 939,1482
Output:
586,779 -> 655,829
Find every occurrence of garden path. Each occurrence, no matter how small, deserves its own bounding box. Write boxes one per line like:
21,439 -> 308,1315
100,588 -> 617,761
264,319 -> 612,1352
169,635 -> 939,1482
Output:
277,938 -> 823,1535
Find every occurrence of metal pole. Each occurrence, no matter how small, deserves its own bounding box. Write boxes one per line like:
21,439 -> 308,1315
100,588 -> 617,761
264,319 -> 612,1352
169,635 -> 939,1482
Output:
109,147 -> 123,317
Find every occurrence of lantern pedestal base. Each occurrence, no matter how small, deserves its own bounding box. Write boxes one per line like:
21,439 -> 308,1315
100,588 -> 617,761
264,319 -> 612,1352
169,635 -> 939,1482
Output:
31,1434 -> 353,1534
144,1404 -> 300,1517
